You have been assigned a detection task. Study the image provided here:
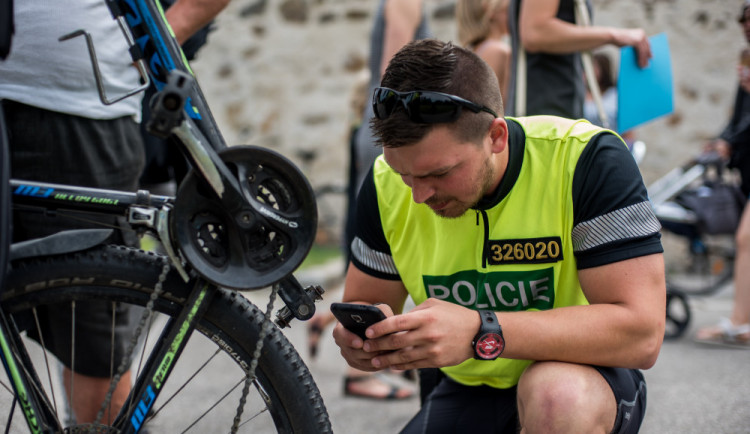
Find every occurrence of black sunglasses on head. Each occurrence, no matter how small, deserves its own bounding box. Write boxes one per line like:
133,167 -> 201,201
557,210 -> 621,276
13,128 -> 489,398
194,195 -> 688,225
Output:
372,87 -> 498,124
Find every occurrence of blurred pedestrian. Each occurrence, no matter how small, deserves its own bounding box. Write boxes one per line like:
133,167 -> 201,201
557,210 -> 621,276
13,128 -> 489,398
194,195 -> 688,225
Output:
346,0 -> 431,261
694,1 -> 750,349
506,0 -> 651,119
456,0 -> 512,100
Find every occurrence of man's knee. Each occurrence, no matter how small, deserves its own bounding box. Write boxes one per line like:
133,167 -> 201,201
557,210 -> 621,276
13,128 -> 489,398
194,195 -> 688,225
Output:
517,361 -> 616,434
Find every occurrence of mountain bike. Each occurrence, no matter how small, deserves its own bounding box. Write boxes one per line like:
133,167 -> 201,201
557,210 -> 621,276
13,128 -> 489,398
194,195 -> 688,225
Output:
0,0 -> 332,432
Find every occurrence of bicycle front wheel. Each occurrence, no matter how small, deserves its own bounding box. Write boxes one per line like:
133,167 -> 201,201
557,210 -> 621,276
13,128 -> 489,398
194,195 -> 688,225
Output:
1,244 -> 331,433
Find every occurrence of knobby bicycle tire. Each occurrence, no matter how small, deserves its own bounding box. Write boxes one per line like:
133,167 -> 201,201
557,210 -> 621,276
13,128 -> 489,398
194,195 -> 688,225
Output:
1,244 -> 331,433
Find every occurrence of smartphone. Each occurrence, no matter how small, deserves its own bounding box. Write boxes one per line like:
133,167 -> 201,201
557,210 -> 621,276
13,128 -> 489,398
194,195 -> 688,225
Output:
330,303 -> 387,340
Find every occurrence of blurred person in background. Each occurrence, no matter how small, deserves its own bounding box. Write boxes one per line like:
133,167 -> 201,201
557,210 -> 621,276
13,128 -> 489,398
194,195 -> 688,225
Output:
456,0 -> 512,101
694,1 -> 750,349
306,0 -> 430,401
506,0 -> 651,119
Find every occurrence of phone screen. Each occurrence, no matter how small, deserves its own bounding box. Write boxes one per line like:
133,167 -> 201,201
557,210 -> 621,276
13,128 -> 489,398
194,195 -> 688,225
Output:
330,303 -> 386,340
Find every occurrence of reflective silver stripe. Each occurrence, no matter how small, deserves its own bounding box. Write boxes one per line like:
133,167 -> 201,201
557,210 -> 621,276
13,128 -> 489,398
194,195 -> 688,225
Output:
572,201 -> 661,252
350,237 -> 399,275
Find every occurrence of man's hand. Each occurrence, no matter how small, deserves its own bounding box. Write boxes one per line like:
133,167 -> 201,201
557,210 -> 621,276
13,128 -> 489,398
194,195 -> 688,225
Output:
611,28 -> 651,68
332,303 -> 395,372
358,298 -> 480,371
703,138 -> 732,162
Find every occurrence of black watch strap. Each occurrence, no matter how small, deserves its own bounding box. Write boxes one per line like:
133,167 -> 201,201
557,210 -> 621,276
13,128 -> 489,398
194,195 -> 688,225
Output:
472,310 -> 505,360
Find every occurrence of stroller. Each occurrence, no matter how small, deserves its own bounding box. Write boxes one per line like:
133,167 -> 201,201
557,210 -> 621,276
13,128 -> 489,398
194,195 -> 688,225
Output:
647,153 -> 746,339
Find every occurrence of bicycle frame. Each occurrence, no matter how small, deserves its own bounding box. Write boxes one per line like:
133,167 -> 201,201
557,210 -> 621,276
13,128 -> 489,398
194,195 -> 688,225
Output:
1,1 -> 321,432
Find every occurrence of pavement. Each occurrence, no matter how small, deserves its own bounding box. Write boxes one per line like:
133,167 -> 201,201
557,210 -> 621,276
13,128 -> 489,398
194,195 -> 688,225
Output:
289,257 -> 750,434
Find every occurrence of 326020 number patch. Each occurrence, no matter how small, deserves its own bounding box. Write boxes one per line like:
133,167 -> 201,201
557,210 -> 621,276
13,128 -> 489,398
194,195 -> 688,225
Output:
488,237 -> 563,265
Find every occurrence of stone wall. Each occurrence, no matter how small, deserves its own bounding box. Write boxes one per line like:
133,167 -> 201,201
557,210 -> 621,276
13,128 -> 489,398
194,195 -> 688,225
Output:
190,0 -> 746,244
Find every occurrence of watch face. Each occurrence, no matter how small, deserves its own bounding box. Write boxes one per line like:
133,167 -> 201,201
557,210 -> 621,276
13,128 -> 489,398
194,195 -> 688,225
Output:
475,332 -> 504,360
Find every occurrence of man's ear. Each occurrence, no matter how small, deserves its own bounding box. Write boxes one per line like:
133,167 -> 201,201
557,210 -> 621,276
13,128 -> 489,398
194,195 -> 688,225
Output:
488,118 -> 508,154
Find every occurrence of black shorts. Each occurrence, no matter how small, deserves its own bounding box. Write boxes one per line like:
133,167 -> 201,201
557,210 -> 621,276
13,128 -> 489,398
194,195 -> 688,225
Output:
401,366 -> 646,434
5,100 -> 145,377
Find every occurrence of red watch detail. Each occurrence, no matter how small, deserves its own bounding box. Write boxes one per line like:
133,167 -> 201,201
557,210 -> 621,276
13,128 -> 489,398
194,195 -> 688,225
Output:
474,332 -> 504,360
472,310 -> 504,360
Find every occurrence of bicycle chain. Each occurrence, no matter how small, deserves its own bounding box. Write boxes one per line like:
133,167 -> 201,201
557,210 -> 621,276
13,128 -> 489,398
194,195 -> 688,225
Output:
92,255 -> 171,430
230,283 -> 279,433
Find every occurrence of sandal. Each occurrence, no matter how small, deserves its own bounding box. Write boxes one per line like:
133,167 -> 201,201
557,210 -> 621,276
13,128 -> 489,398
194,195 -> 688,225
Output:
386,367 -> 417,382
693,318 -> 750,349
343,374 -> 414,401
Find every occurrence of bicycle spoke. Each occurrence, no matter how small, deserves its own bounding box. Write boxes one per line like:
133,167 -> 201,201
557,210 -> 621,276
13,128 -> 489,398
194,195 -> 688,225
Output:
237,378 -> 272,428
122,309 -> 158,423
31,307 -> 58,415
151,348 -> 222,417
179,377 -> 245,433
4,397 -> 16,434
0,379 -> 13,396
68,301 -> 75,424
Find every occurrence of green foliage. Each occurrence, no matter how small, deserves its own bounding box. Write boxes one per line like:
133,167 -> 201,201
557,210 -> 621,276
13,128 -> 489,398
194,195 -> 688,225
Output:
298,244 -> 342,270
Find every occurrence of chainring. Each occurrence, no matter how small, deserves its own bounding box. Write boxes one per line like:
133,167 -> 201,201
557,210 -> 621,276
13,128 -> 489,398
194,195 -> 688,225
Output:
172,145 -> 317,289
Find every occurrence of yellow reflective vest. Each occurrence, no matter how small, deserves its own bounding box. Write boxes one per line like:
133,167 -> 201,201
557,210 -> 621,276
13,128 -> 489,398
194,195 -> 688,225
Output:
373,116 -> 618,388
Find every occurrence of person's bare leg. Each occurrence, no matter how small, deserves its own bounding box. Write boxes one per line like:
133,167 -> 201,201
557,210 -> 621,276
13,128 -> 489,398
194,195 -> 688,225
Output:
696,204 -> 750,341
63,368 -> 132,424
344,367 -> 414,399
517,362 -> 616,434
730,204 -> 750,329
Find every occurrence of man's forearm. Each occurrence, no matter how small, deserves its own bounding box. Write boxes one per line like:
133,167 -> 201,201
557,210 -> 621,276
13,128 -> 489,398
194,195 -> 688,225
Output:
166,0 -> 230,45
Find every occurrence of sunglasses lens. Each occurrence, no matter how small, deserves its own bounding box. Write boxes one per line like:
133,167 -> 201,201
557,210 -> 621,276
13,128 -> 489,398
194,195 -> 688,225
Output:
373,88 -> 398,120
372,88 -> 480,123
408,93 -> 461,123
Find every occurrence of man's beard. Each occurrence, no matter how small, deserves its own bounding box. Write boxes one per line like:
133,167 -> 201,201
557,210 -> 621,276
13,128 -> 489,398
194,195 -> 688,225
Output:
426,156 -> 496,219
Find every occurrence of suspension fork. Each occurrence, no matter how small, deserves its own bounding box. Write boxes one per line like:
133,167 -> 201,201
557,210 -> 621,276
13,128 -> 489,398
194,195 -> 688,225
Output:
112,281 -> 215,433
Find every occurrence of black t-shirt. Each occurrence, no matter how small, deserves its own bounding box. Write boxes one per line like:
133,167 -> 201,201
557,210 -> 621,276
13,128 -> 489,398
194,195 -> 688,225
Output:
506,0 -> 588,119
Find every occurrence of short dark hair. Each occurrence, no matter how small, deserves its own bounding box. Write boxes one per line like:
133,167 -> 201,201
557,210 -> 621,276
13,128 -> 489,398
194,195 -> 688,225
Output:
371,39 -> 503,148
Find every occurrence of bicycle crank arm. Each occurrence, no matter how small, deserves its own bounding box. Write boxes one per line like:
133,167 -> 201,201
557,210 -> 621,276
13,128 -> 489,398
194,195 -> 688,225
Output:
149,71 -> 293,231
148,71 -> 236,199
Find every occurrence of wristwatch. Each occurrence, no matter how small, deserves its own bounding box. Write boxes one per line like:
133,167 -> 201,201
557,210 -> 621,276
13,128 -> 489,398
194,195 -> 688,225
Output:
472,310 -> 505,360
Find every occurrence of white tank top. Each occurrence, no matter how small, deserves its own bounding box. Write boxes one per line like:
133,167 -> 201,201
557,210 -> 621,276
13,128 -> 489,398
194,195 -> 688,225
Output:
0,0 -> 142,120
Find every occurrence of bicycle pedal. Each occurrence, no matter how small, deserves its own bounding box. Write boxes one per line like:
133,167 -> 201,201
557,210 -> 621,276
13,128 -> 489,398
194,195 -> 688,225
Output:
275,283 -> 326,328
